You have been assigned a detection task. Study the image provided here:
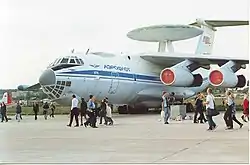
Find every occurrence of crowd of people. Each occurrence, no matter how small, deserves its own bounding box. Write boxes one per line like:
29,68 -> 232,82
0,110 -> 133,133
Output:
67,94 -> 113,128
0,88 -> 249,132
0,101 -> 56,122
161,88 -> 249,131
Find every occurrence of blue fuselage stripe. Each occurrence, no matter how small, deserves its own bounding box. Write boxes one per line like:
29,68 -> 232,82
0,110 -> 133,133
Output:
57,70 -> 161,81
56,70 -> 208,83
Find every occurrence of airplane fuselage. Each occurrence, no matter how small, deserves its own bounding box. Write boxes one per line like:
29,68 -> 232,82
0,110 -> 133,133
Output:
40,53 -> 210,108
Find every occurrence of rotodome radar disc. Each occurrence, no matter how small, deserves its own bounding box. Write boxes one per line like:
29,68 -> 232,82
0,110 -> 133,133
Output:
127,24 -> 203,42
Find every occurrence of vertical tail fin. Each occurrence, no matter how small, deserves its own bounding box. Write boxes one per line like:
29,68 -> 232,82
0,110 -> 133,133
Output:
190,19 -> 249,55
195,24 -> 215,55
2,92 -> 12,104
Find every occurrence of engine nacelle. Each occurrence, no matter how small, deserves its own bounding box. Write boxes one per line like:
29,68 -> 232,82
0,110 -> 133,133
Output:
209,69 -> 246,88
17,85 -> 29,91
160,68 -> 203,87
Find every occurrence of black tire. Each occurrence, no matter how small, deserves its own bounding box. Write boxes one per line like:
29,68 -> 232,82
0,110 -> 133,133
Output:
118,105 -> 128,114
128,106 -> 148,114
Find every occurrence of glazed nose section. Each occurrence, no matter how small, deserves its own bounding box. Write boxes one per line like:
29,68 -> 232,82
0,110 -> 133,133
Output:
39,69 -> 56,86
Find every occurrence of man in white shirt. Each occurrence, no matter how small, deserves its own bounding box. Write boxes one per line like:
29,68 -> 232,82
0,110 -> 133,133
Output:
204,88 -> 217,131
67,94 -> 80,127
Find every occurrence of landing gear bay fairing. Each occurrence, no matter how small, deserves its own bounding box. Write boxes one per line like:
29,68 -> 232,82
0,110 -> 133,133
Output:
18,19 -> 249,114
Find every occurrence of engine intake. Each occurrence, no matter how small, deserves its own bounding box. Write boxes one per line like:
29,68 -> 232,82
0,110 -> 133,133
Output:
209,69 -> 246,88
160,68 -> 203,87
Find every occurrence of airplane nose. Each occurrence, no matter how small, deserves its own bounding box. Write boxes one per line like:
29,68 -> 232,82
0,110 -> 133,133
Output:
39,69 -> 56,86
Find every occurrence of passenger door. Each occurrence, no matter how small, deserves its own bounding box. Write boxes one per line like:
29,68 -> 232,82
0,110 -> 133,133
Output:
108,72 -> 119,94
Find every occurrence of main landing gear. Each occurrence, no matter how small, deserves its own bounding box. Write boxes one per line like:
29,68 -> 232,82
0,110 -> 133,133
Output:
118,105 -> 148,114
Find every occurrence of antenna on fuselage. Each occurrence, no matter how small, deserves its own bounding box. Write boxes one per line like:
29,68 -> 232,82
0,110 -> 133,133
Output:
85,48 -> 90,55
127,24 -> 203,53
71,49 -> 75,53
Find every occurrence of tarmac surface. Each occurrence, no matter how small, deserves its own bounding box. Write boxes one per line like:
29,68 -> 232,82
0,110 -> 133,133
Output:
0,113 -> 249,164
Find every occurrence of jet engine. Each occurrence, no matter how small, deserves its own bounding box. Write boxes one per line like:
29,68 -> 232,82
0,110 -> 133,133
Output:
17,85 -> 29,91
160,68 -> 203,87
209,69 -> 246,88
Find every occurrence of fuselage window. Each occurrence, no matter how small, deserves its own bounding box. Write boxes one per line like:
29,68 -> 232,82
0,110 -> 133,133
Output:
61,81 -> 66,86
75,59 -> 80,64
69,59 -> 75,63
128,56 -> 131,60
66,81 -> 71,87
60,86 -> 64,90
57,81 -> 61,85
61,58 -> 69,64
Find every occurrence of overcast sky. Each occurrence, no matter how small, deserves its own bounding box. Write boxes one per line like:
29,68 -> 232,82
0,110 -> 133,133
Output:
0,0 -> 249,89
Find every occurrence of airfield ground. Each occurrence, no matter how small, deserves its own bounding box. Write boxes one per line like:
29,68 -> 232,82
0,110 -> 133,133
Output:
0,113 -> 248,164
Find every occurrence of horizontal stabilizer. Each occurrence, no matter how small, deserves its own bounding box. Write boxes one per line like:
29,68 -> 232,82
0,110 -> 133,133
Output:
190,20 -> 249,27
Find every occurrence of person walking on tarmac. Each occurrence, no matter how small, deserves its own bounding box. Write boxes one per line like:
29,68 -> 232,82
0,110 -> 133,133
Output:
1,102 -> 8,122
33,102 -> 39,120
50,102 -> 55,118
99,99 -> 108,125
67,94 -> 80,127
16,102 -> 22,122
84,95 -> 97,128
80,97 -> 87,126
241,94 -> 249,122
224,91 -> 243,129
105,99 -> 114,125
43,102 -> 50,120
204,88 -> 217,131
193,92 -> 206,123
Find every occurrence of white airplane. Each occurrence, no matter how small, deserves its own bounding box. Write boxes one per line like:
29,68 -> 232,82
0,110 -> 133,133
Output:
18,19 -> 249,114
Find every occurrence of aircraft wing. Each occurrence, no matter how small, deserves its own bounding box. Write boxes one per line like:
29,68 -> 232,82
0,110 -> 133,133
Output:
140,52 -> 248,67
18,83 -> 41,91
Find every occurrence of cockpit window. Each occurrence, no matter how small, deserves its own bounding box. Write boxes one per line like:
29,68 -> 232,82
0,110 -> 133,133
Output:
53,58 -> 58,65
57,58 -> 62,64
69,59 -> 75,63
55,58 -> 61,64
61,58 -> 68,64
79,59 -> 84,64
75,59 -> 80,64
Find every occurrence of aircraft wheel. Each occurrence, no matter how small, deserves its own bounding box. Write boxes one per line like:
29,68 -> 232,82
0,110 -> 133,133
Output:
128,106 -> 148,114
118,105 -> 128,114
128,105 -> 137,114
